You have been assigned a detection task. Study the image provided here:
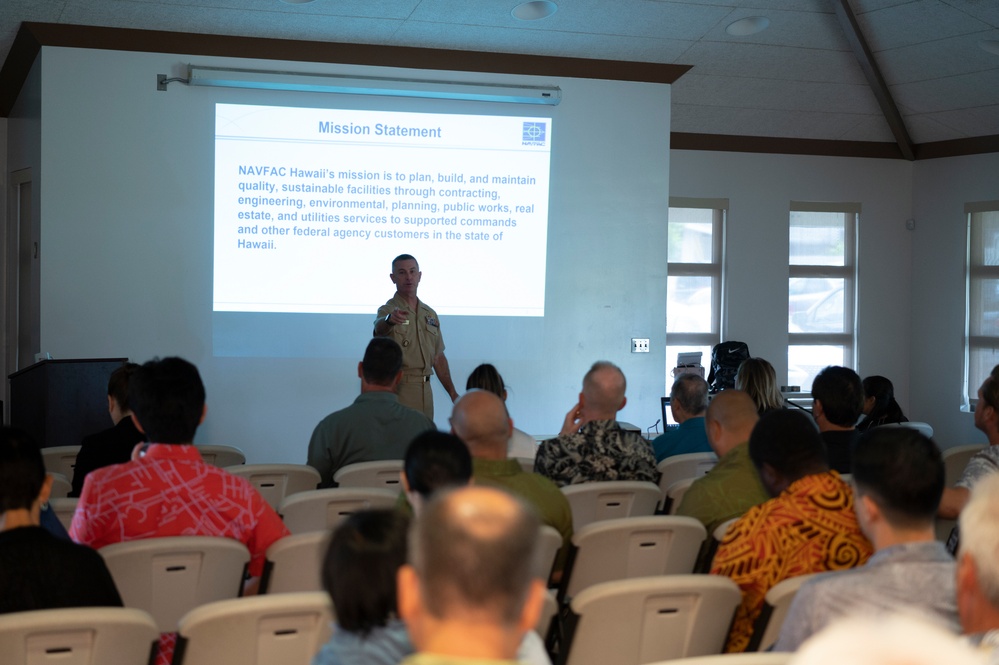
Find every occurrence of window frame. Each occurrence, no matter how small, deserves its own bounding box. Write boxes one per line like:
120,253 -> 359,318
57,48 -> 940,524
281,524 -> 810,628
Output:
666,197 -> 727,366
787,201 -> 859,388
964,201 -> 999,410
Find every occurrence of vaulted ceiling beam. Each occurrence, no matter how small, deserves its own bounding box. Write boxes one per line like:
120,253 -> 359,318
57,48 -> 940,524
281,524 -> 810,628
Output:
833,0 -> 915,161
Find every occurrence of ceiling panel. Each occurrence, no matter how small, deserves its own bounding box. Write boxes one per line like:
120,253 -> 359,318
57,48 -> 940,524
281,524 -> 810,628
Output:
697,7 -> 850,51
673,72 -> 881,115
877,31 -> 999,84
858,0 -> 993,52
892,69 -> 999,114
917,105 -> 999,139
679,40 -> 865,84
671,103 -> 881,140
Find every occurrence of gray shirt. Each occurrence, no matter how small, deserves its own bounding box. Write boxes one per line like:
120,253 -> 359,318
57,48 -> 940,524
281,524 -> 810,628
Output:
957,446 -> 999,489
774,540 -> 959,652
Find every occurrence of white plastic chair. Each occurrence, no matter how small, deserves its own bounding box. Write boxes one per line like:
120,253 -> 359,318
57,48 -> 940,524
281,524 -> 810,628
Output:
665,477 -> 697,515
656,453 -> 718,510
41,446 -> 81,481
174,592 -> 334,665
224,464 -> 321,510
565,575 -> 742,665
260,532 -> 328,594
278,487 -> 399,534
561,481 -> 661,531
48,473 -> 72,499
746,573 -> 818,652
651,654 -> 791,665
196,445 -> 246,467
332,460 -> 404,489
99,536 -> 250,632
535,524 -> 564,582
882,421 -> 934,438
559,516 -> 707,602
513,457 -> 536,473
48,497 -> 78,531
942,444 -> 988,486
0,606 -> 159,665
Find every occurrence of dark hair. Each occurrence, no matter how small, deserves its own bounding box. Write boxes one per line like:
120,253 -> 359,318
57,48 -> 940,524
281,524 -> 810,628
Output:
466,364 -> 505,397
391,254 -> 418,270
852,428 -> 944,527
362,337 -> 404,385
749,409 -> 828,479
108,362 -> 140,411
128,357 -> 205,443
811,366 -> 864,427
322,510 -> 410,635
0,427 -> 47,512
670,373 -> 709,415
404,431 -> 472,499
861,375 -> 907,428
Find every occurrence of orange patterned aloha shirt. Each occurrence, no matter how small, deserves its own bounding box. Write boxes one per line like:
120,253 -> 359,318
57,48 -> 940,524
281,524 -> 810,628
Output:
710,471 -> 872,652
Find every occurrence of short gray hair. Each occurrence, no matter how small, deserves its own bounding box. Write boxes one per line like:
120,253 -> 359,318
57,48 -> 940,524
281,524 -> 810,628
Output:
670,373 -> 709,415
958,473 -> 999,608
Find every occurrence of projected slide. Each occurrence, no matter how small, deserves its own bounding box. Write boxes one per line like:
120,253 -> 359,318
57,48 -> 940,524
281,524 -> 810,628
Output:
213,103 -> 551,316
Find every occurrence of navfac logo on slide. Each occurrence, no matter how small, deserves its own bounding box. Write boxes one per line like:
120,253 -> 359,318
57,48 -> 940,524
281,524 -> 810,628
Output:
522,121 -> 547,146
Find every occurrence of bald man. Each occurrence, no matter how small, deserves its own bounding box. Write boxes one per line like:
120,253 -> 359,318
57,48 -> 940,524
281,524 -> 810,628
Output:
533,361 -> 657,487
397,486 -> 547,664
450,390 -> 572,575
676,390 -> 769,533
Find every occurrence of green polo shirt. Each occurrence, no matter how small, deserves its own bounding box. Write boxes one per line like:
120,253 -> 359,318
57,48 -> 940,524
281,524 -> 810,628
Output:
675,442 -> 769,534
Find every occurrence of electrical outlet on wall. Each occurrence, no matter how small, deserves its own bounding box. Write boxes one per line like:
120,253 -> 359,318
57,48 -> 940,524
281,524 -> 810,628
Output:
632,338 -> 650,353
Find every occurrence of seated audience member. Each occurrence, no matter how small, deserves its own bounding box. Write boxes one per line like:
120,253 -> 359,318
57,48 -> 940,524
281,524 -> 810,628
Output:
397,486 -> 546,665
810,365 -> 865,474
70,357 -> 290,664
940,368 -> 999,519
534,361 -> 657,486
389,433 -> 553,665
402,430 -> 473,515
857,375 -> 908,432
451,390 -> 572,575
308,338 -> 436,488
313,510 -> 413,665
466,363 -> 537,460
735,357 -> 785,416
956,474 -> 999,657
0,427 -> 122,614
787,615 -> 984,665
650,373 -> 711,462
675,390 -> 768,534
711,409 -> 872,652
71,362 -> 143,497
775,427 -> 957,651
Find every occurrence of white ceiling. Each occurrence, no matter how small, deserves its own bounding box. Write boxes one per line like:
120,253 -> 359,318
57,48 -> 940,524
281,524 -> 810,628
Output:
2,0 -> 998,146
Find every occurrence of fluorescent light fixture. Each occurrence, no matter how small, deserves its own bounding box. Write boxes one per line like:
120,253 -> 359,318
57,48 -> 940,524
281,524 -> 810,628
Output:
726,16 -> 770,36
186,66 -> 562,105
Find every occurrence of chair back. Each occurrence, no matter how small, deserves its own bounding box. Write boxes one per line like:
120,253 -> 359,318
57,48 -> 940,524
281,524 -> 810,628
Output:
196,445 -> 246,468
648,654 -> 791,665
881,421 -> 934,438
513,457 -> 536,473
535,524 -> 564,583
174,592 -> 333,665
746,573 -> 817,652
561,481 -> 661,531
278,487 -> 399,534
48,473 -> 72,499
942,444 -> 988,487
664,477 -> 697,515
332,460 -> 404,489
656,453 -> 718,509
99,536 -> 250,632
49,497 -> 78,531
565,575 -> 742,665
260,532 -> 328,594
560,516 -> 706,602
41,446 -> 81,482
224,464 -> 321,510
0,606 -> 159,665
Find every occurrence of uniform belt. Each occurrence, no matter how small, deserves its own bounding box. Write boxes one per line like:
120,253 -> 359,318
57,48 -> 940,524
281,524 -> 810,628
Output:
400,374 -> 431,383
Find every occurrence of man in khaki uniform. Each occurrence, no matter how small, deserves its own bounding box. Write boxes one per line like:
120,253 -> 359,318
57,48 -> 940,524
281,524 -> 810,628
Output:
374,254 -> 458,419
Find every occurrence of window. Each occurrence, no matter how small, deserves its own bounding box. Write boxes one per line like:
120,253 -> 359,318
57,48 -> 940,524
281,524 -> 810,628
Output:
666,198 -> 726,389
966,202 -> 999,408
787,202 -> 858,391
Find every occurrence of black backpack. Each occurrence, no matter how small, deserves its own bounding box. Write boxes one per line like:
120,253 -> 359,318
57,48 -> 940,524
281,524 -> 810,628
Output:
707,341 -> 750,393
